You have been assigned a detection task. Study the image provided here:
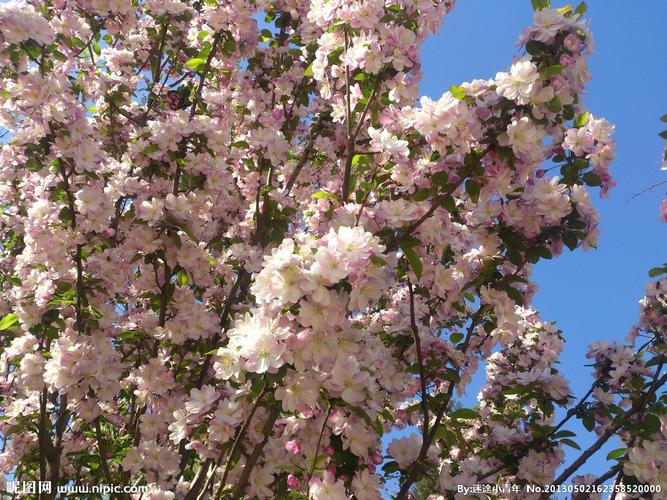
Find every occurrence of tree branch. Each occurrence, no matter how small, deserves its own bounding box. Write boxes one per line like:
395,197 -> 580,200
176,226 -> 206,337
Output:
396,309 -> 485,499
305,404 -> 332,494
408,281 -> 429,438
231,405 -> 281,498
548,372 -> 667,493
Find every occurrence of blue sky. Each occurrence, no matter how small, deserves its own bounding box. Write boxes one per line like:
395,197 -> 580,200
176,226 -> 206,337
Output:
416,0 -> 667,483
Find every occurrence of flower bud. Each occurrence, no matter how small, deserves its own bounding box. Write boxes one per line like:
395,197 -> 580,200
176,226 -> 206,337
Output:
286,474 -> 300,491
284,439 -> 301,455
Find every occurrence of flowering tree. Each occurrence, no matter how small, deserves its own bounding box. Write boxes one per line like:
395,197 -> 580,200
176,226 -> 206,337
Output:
0,0 -> 664,498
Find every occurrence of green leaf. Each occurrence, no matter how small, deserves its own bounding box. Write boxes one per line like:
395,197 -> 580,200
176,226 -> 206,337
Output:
400,244 -> 423,280
58,207 -> 73,224
441,195 -> 456,212
582,172 -> 602,186
465,179 -> 480,203
552,430 -> 577,439
185,57 -> 206,71
464,152 -> 481,170
574,111 -> 590,128
573,158 -> 589,170
382,461 -> 399,474
531,0 -> 550,11
582,414 -> 595,432
450,408 -> 479,420
643,414 -> 662,434
0,313 -> 18,331
303,63 -> 314,77
660,113 -> 667,123
370,255 -> 387,267
432,171 -> 449,187
351,153 -> 371,166
412,188 -> 430,201
648,266 -> 666,278
562,232 -> 578,251
563,105 -> 575,120
24,159 -> 42,172
450,332 -> 463,343
397,235 -> 420,249
526,40 -> 548,56
540,64 -> 565,79
503,285 -> 524,306
646,354 -> 666,367
574,1 -> 588,17
23,40 -> 41,59
176,222 -> 197,242
142,144 -> 160,155
176,270 -> 189,286
606,448 -> 627,461
311,191 -> 337,200
533,245 -> 553,260
223,39 -> 236,54
560,438 -> 581,450
658,130 -> 667,140
449,85 -> 465,100
546,95 -> 562,113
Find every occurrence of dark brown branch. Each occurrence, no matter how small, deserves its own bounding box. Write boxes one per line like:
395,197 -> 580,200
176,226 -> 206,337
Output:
549,372 -> 667,492
396,310 -> 485,499
408,281 -> 429,438
231,406 -> 281,498
173,32 -> 224,193
211,383 -> 271,498
341,77 -> 380,203
94,418 -> 114,485
306,404 -> 333,493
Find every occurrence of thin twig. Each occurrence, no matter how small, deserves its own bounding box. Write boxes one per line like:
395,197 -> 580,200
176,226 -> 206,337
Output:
305,404 -> 333,494
408,281 -> 429,437
212,383 -> 271,498
625,180 -> 667,205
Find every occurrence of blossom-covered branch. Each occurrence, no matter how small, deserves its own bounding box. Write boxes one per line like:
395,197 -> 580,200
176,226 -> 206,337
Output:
0,1 -> 663,499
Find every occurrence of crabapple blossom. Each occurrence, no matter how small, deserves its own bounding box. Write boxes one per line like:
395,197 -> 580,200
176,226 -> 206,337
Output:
0,0 -> 661,498
495,58 -> 540,103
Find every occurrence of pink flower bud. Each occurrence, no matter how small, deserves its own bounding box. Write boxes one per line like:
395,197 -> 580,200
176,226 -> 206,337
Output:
550,77 -> 564,91
339,474 -> 348,482
326,466 -> 336,475
559,53 -> 576,66
367,464 -> 376,473
325,446 -> 335,457
371,452 -> 383,465
284,439 -> 301,455
535,169 -> 545,178
286,474 -> 300,491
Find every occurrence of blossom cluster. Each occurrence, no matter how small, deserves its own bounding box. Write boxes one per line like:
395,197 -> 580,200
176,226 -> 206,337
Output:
0,0 -> 662,499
